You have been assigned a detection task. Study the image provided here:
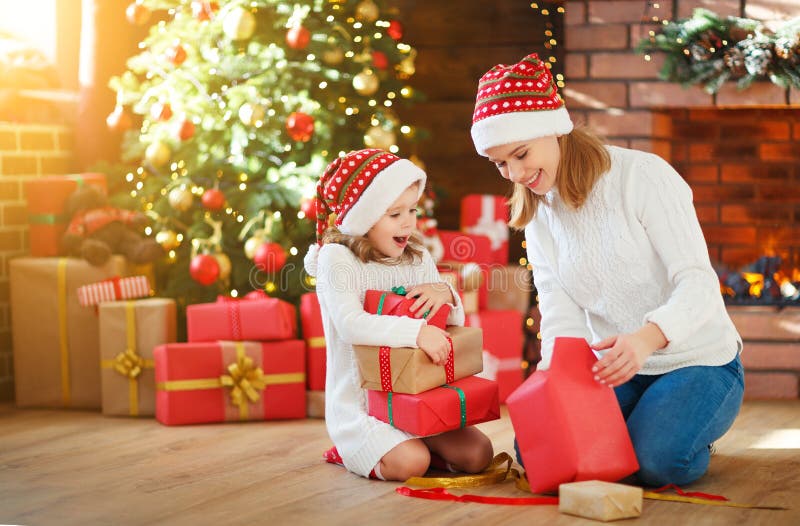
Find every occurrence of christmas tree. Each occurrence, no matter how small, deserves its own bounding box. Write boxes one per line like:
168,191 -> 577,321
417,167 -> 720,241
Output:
107,0 -> 424,310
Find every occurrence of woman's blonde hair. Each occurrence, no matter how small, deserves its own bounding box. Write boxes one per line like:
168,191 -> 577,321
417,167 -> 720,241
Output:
508,126 -> 611,229
321,227 -> 425,265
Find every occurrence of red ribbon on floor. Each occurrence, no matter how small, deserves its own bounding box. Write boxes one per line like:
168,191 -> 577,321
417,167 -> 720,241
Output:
651,484 -> 728,501
396,486 -> 558,506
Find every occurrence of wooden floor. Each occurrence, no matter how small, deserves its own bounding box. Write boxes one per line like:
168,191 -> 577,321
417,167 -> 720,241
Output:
1,401 -> 798,525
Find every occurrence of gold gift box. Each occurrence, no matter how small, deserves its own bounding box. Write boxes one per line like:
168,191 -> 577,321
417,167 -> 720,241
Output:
354,326 -> 483,394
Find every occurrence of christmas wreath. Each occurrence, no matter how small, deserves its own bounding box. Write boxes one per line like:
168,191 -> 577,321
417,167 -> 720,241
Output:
636,8 -> 800,94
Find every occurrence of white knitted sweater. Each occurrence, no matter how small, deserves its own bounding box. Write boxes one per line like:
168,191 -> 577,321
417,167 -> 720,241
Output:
314,243 -> 464,477
526,146 -> 741,374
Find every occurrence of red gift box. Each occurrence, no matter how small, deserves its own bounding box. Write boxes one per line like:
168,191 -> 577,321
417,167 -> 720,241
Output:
300,292 -> 326,391
363,289 -> 450,330
467,310 -> 524,402
367,376 -> 500,436
460,194 -> 509,265
154,340 -> 306,425
438,230 -> 494,266
507,337 -> 639,493
186,294 -> 297,342
77,275 -> 152,307
25,173 -> 107,257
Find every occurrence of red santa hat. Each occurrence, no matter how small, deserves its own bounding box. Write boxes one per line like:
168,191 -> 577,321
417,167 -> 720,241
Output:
471,52 -> 573,157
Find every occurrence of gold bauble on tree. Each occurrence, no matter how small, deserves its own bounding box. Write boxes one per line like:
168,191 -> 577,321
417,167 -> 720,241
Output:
168,187 -> 194,212
355,0 -> 379,23
244,232 -> 265,259
353,68 -> 379,96
214,252 -> 232,281
145,140 -> 171,167
155,230 -> 180,250
364,125 -> 396,150
322,46 -> 344,65
222,6 -> 256,40
238,102 -> 265,126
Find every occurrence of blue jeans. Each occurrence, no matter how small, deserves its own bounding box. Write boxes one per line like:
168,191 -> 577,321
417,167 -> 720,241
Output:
513,355 -> 744,487
614,355 -> 744,486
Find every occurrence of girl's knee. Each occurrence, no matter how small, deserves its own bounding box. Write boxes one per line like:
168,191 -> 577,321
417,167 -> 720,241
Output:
380,440 -> 430,481
635,447 -> 708,487
461,433 -> 494,473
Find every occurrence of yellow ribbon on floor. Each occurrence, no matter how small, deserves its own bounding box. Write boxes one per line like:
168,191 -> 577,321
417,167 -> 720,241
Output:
100,302 -> 153,416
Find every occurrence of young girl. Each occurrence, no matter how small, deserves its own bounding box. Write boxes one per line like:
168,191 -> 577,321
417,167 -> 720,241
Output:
304,149 -> 494,481
470,53 -> 744,487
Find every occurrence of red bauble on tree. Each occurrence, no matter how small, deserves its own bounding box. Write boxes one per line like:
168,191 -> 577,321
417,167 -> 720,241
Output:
387,20 -> 403,40
201,188 -> 225,211
286,26 -> 311,50
151,102 -> 173,121
372,50 -> 388,70
191,1 -> 219,21
253,242 -> 287,274
106,106 -> 132,132
190,254 -> 220,285
286,112 -> 315,142
126,2 -> 150,25
178,119 -> 195,140
300,196 -> 317,219
167,44 -> 187,66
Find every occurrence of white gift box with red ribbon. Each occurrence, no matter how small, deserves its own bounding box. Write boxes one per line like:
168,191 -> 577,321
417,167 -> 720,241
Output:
77,275 -> 152,307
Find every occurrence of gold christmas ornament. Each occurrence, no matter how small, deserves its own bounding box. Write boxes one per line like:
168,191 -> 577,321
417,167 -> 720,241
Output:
396,56 -> 416,79
355,0 -> 379,23
145,140 -> 171,167
214,252 -> 232,280
322,46 -> 345,65
244,236 -> 263,259
238,102 -> 265,126
364,125 -> 396,150
223,7 -> 256,40
155,229 -> 180,250
168,187 -> 194,212
353,68 -> 379,96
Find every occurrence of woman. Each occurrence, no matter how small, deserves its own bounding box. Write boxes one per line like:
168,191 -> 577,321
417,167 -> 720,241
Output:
470,52 -> 744,486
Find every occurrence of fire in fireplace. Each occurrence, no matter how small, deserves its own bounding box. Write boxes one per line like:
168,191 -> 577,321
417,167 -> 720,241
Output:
718,256 -> 800,305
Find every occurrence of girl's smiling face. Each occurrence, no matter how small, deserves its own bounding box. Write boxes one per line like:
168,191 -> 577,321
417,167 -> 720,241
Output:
366,183 -> 419,258
485,135 -> 560,195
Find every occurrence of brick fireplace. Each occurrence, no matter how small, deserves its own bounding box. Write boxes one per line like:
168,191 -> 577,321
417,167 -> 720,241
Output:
564,0 -> 800,399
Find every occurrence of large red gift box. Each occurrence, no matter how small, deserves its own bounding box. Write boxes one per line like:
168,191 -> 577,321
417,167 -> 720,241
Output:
363,289 -> 450,330
438,230 -> 493,266
367,376 -> 500,436
25,173 -> 107,257
186,294 -> 297,342
506,337 -> 639,493
300,292 -> 326,390
460,194 -> 509,265
467,310 -> 523,402
154,340 -> 306,425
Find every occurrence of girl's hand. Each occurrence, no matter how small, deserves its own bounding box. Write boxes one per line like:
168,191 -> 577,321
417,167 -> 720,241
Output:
405,282 -> 454,320
416,325 -> 452,366
591,323 -> 667,387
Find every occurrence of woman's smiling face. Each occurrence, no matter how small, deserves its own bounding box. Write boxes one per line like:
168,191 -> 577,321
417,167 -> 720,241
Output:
485,135 -> 560,195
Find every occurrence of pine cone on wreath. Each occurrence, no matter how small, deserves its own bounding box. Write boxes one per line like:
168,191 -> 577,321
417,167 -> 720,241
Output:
774,37 -> 800,66
723,46 -> 747,78
690,42 -> 714,62
743,41 -> 773,77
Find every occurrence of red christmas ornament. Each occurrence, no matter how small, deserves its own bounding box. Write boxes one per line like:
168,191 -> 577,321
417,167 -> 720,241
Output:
253,242 -> 287,273
178,119 -> 195,140
151,102 -> 173,121
190,254 -> 220,285
201,188 -> 225,211
300,196 -> 317,218
285,112 -> 315,142
286,25 -> 311,50
387,20 -> 403,40
372,50 -> 389,70
167,44 -> 187,66
191,1 -> 219,21
106,106 -> 132,132
126,2 -> 150,25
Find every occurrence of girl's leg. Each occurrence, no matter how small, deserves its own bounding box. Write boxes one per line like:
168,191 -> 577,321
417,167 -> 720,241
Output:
423,427 -> 494,473
624,355 -> 744,487
376,438 -> 430,481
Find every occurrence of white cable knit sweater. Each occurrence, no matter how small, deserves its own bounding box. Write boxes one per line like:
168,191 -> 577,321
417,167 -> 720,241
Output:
526,146 -> 741,374
314,243 -> 464,477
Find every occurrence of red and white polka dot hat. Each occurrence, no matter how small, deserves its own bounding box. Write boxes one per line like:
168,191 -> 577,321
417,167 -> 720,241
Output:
470,52 -> 573,157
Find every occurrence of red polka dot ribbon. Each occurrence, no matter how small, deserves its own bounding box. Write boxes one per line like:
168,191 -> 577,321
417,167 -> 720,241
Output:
379,346 -> 393,391
227,301 -> 243,340
444,336 -> 455,384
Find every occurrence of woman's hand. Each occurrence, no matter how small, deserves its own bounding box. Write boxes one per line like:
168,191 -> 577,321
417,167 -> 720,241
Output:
591,323 -> 667,387
416,324 -> 452,366
405,282 -> 454,320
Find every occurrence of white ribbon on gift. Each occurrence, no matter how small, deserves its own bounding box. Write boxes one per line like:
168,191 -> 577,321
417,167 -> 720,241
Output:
464,195 -> 508,251
476,351 -> 521,381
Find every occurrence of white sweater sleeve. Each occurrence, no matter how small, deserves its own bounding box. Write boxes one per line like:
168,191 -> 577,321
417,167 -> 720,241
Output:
525,220 -> 593,368
315,244 -> 425,348
632,154 -> 721,347
418,249 -> 465,327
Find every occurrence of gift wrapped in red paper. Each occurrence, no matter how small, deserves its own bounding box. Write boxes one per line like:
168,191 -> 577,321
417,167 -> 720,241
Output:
467,310 -> 524,402
367,375 -> 500,436
300,292 -> 326,390
363,288 -> 450,330
77,275 -> 152,307
25,173 -> 107,257
460,194 -> 509,265
154,340 -> 306,425
437,230 -> 493,266
507,337 -> 639,493
186,292 -> 297,342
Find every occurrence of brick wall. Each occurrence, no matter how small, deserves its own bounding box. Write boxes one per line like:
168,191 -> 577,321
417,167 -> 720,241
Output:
0,123 -> 75,401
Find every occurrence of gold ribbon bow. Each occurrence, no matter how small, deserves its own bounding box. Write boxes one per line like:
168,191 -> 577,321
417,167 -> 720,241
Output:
219,353 -> 267,409
113,348 -> 145,379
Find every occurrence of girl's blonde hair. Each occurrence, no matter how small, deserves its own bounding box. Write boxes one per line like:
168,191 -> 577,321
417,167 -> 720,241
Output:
321,227 -> 425,265
508,126 -> 611,229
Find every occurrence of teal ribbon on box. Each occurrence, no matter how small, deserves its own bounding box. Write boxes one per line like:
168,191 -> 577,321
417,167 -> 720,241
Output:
386,384 -> 466,430
378,286 -> 429,318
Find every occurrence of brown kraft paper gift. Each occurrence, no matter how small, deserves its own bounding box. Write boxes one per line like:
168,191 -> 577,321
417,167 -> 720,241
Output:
99,298 -> 177,416
10,256 -> 128,408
